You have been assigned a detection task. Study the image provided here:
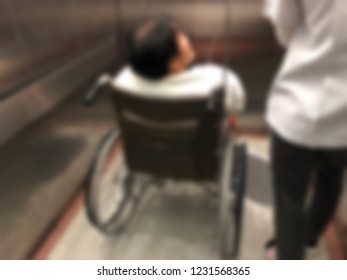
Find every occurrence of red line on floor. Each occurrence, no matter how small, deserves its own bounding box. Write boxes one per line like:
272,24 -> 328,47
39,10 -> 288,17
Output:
325,220 -> 346,260
32,191 -> 86,260
32,140 -> 123,260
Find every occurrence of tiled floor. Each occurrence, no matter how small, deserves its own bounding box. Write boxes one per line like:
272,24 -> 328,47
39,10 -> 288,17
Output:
48,136 -> 328,260
0,91 -> 115,259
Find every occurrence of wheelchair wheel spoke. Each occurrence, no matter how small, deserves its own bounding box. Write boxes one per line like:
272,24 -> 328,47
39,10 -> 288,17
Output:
219,140 -> 247,260
85,131 -> 135,233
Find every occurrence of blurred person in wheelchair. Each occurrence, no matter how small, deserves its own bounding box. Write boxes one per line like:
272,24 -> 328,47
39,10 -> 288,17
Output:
264,0 -> 347,259
113,20 -> 245,115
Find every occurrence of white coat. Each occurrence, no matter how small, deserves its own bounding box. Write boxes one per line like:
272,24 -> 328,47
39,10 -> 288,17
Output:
113,64 -> 245,114
264,0 -> 347,147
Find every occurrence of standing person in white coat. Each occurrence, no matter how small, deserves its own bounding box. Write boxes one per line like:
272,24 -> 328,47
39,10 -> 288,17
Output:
264,0 -> 347,259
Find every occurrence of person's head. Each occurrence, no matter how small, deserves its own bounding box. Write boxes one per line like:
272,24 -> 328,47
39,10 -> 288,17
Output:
129,20 -> 196,80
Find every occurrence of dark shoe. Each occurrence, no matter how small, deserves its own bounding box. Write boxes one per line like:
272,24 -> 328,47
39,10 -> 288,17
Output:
265,238 -> 319,260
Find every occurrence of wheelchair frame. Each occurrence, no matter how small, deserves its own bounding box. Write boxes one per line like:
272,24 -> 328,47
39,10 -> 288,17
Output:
84,81 -> 248,260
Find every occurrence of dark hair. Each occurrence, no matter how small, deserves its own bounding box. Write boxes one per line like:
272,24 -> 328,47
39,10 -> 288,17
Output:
129,21 -> 178,80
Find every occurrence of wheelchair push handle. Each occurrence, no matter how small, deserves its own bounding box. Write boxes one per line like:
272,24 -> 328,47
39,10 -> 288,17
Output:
84,74 -> 112,106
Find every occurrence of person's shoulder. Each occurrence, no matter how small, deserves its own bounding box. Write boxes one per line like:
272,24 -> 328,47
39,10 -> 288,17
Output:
113,66 -> 134,82
194,63 -> 221,73
193,63 -> 241,88
112,66 -> 139,89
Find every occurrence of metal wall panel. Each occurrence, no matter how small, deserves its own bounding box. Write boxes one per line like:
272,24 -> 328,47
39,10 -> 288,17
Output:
0,0 -> 117,97
0,1 -> 29,95
0,0 -> 280,144
0,0 -> 118,144
0,39 -> 116,145
118,0 -> 270,38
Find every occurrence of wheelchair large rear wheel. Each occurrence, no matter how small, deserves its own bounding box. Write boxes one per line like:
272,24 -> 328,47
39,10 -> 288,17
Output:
85,130 -> 135,233
219,141 -> 247,259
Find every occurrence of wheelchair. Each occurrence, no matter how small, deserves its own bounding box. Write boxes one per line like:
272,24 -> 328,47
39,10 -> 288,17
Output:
84,74 -> 248,260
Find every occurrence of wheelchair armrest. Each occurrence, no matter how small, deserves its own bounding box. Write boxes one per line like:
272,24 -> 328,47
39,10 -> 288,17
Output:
84,74 -> 112,106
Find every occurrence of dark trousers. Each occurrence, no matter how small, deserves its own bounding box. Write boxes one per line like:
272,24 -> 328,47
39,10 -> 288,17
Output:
271,133 -> 347,260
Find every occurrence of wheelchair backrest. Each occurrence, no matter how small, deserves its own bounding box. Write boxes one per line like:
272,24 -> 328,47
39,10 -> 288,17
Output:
110,87 -> 226,181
